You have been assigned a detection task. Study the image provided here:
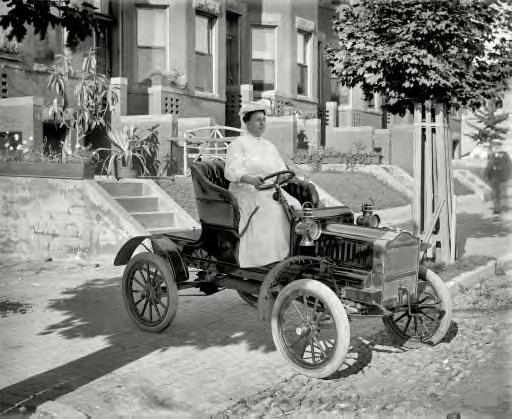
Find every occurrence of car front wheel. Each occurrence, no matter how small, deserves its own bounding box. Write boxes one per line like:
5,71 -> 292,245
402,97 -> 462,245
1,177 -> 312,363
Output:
271,279 -> 350,378
382,267 -> 452,348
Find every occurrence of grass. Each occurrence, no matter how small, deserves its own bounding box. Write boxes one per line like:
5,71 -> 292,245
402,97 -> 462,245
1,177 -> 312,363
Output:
308,171 -> 410,212
157,171 -> 412,217
155,170 -> 474,220
424,255 -> 494,282
454,178 -> 474,196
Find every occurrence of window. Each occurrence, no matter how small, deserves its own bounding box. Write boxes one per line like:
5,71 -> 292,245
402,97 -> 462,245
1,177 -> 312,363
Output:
136,7 -> 167,82
251,26 -> 275,91
195,13 -> 215,92
297,31 -> 310,96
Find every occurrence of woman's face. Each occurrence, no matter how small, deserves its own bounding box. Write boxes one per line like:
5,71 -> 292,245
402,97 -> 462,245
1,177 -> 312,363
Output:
245,111 -> 266,138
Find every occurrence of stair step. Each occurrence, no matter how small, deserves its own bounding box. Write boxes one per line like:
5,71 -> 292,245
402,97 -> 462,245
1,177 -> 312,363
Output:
147,226 -> 180,234
115,196 -> 159,213
132,212 -> 176,229
99,182 -> 144,197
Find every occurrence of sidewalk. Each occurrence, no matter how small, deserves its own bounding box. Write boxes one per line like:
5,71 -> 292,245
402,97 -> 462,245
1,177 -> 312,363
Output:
377,187 -> 512,261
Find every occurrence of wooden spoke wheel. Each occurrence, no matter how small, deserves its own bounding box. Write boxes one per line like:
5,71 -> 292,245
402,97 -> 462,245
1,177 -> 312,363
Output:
271,279 -> 350,378
122,252 -> 178,333
382,267 -> 452,348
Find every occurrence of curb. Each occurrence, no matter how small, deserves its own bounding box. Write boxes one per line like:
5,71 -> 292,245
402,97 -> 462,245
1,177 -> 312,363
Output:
32,401 -> 87,419
445,252 -> 512,296
445,260 -> 497,296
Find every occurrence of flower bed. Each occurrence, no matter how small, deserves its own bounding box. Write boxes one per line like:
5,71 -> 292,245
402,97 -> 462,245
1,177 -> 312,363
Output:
0,160 -> 95,179
292,146 -> 382,166
0,132 -> 97,180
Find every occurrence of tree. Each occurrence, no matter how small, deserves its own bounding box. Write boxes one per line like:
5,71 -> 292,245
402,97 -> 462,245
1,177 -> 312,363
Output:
326,0 -> 512,115
326,0 -> 512,263
0,0 -> 98,48
467,101 -> 509,146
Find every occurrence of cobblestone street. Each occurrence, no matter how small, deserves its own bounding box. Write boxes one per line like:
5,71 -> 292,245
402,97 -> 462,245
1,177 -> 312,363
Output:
0,259 -> 510,418
0,260 -> 380,418
220,273 -> 512,419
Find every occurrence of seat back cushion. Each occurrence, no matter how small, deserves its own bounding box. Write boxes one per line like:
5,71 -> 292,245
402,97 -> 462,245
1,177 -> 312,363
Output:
282,178 -> 320,208
189,160 -> 240,230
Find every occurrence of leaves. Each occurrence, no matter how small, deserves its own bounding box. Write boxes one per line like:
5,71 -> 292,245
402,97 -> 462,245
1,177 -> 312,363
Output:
466,100 -> 510,145
327,0 -> 512,115
0,0 -> 98,48
97,124 -> 161,176
47,47 -> 119,142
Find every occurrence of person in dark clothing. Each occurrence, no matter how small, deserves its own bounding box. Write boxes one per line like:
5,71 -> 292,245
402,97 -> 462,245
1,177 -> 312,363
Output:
484,146 -> 512,214
297,129 -> 309,151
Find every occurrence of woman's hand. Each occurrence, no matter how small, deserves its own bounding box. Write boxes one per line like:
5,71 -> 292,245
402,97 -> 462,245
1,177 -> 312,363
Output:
241,174 -> 263,187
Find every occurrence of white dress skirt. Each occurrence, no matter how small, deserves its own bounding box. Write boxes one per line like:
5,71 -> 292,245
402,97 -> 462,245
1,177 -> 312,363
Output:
224,134 -> 301,268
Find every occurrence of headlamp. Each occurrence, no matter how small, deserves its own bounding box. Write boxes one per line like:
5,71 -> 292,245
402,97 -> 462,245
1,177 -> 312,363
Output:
295,202 -> 321,246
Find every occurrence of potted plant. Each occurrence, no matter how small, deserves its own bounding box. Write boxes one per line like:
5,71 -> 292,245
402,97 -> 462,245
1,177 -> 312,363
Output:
48,48 -> 120,158
147,68 -> 189,92
97,124 -> 160,179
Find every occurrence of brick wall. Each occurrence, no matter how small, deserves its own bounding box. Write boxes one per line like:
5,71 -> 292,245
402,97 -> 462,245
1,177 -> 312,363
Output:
325,126 -> 374,153
265,116 -> 297,159
389,125 -> 414,175
119,114 -> 178,176
374,129 -> 391,163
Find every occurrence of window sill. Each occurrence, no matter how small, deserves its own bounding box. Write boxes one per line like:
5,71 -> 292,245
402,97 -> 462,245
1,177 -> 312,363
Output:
362,108 -> 382,115
296,95 -> 316,103
194,90 -> 222,100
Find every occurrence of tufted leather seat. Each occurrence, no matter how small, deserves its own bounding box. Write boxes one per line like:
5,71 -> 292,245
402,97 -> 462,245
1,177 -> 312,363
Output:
282,178 -> 320,208
190,160 -> 240,230
189,160 -> 321,229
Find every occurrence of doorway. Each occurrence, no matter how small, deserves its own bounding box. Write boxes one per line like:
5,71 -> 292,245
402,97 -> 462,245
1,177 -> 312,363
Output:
225,12 -> 241,132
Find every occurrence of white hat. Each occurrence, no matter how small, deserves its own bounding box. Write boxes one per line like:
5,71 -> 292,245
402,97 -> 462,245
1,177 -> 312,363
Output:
239,100 -> 267,117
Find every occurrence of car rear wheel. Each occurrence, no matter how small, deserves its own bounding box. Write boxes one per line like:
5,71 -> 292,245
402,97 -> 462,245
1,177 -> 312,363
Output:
382,267 -> 452,348
122,252 -> 178,333
271,279 -> 350,378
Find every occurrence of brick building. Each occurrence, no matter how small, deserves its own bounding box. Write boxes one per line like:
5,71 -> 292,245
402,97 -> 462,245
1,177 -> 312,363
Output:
0,0 -> 385,145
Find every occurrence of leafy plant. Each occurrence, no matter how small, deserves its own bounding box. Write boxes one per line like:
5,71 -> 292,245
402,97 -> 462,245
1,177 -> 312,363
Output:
48,47 -> 119,151
0,32 -> 22,54
0,0 -> 99,49
96,125 -> 161,177
147,68 -> 189,90
466,100 -> 509,147
326,0 -> 512,115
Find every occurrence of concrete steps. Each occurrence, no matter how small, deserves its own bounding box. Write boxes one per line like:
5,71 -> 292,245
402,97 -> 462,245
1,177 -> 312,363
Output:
97,180 -> 177,232
115,196 -> 159,212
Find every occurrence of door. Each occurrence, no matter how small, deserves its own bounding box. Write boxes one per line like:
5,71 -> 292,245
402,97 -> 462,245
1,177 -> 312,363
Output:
225,12 -> 241,132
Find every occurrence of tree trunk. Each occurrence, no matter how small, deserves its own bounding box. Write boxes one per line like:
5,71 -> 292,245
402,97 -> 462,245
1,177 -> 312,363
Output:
413,102 -> 455,264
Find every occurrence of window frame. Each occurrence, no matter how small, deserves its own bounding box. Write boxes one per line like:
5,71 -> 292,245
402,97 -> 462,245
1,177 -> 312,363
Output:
297,30 -> 311,98
251,25 -> 277,92
194,11 -> 216,94
135,5 -> 169,83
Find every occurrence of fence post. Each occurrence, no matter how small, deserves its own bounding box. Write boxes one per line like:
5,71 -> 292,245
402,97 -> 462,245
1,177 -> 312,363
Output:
412,102 -> 423,235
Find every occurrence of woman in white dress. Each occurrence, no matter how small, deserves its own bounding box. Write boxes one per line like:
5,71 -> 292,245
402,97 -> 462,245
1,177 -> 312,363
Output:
224,101 -> 301,268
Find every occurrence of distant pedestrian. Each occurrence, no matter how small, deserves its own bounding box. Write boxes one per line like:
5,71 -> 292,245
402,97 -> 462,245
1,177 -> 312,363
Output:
297,129 -> 309,151
484,144 -> 512,214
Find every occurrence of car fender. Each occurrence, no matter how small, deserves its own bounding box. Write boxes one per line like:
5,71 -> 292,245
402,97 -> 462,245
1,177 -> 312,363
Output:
257,256 -> 333,322
114,235 -> 189,280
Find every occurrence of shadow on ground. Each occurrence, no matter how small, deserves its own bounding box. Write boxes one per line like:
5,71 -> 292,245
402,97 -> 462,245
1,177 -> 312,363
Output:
0,272 -> 400,415
0,274 -> 274,414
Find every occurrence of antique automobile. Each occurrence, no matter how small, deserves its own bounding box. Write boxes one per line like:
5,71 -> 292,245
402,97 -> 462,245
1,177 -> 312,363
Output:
114,160 -> 452,379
